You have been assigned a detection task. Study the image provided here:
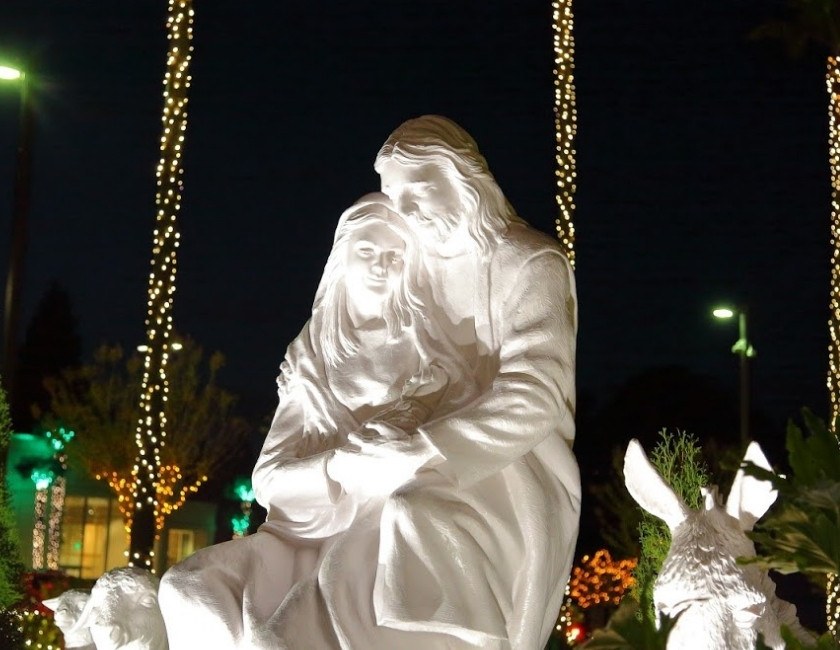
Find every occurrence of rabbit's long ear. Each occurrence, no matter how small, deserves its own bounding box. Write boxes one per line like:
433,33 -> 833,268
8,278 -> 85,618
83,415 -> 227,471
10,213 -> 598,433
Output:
42,596 -> 60,612
623,439 -> 689,531
726,441 -> 777,531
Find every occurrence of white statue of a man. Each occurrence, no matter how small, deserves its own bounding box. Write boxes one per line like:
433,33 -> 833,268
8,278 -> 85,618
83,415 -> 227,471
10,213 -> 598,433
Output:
367,115 -> 580,648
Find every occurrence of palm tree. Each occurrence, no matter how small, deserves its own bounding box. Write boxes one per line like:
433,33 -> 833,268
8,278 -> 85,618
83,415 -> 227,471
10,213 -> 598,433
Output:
752,3 -> 840,635
552,0 -> 577,268
131,0 -> 195,570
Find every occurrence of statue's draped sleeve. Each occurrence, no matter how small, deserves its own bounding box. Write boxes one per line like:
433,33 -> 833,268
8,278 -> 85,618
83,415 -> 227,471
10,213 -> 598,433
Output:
417,249 -> 577,489
252,318 -> 361,538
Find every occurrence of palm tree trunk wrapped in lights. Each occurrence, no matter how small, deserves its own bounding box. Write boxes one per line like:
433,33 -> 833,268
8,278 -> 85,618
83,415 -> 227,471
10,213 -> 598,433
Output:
46,476 -> 66,570
552,0 -> 577,268
130,0 -> 194,571
828,55 -> 840,430
828,573 -> 840,640
828,54 -> 840,635
822,33 -> 840,650
752,2 -> 840,637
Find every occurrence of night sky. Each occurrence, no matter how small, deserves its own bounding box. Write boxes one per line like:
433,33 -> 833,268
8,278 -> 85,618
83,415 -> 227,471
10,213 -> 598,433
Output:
0,1 -> 830,453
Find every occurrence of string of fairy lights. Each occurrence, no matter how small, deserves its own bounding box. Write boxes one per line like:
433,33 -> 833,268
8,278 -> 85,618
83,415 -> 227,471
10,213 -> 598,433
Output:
552,0 -> 577,268
131,0 -> 194,570
826,55 -> 840,640
828,56 -> 840,429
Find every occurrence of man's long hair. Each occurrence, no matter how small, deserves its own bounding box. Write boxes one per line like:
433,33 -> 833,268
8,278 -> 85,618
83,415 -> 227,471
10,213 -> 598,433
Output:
374,115 -> 524,254
313,194 -> 424,368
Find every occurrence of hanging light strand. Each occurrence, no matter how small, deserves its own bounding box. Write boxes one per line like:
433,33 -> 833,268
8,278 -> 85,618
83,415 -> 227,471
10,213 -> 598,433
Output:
552,0 -> 577,268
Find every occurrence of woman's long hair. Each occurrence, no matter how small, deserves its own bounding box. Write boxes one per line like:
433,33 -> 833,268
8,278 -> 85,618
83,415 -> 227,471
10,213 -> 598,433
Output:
313,193 -> 424,368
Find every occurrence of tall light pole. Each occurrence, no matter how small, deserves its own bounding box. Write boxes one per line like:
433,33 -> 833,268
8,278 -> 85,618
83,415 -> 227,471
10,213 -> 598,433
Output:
712,306 -> 757,446
0,63 -> 33,417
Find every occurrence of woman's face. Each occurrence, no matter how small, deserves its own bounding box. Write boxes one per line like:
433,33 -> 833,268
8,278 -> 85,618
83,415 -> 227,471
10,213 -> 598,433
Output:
344,220 -> 406,324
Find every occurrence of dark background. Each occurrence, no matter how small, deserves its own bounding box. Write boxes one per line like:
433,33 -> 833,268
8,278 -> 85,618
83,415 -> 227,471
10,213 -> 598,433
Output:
0,1 -> 828,486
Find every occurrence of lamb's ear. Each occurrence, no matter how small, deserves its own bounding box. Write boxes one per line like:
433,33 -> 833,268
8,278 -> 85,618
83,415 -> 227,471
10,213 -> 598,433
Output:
623,439 -> 689,531
726,441 -> 777,530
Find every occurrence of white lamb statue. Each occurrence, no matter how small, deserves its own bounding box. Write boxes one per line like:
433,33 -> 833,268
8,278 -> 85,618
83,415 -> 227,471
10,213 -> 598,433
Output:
68,567 -> 167,650
43,589 -> 95,650
623,438 -> 811,650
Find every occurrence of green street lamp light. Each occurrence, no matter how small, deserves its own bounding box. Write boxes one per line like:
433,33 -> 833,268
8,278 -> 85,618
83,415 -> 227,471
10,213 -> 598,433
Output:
712,305 -> 757,446
0,60 -> 34,418
0,66 -> 22,81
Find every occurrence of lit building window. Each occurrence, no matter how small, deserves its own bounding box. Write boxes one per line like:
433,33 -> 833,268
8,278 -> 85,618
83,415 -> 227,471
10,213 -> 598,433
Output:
58,495 -> 126,579
165,528 -> 195,567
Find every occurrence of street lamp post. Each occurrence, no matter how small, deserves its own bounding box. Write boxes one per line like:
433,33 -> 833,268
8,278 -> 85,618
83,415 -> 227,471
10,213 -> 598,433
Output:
712,306 -> 757,446
0,64 -> 34,414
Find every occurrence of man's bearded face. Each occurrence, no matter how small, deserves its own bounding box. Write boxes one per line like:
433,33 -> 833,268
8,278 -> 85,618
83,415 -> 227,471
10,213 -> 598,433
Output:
379,160 -> 464,244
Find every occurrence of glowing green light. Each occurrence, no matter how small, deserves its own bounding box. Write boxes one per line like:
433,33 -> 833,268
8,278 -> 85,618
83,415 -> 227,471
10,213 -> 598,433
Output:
712,307 -> 735,319
30,469 -> 55,490
0,65 -> 22,81
45,427 -> 75,452
232,479 -> 255,503
231,514 -> 250,536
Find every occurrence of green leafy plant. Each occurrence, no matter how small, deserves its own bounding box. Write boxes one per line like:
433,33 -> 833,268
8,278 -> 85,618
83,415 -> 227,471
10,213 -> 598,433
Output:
583,586 -> 678,650
755,626 -> 840,650
743,409 -> 840,638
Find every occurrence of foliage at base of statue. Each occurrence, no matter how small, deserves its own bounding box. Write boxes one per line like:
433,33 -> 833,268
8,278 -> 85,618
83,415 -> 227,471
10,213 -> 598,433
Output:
755,626 -> 839,650
581,595 -> 678,650
743,409 -> 840,580
0,608 -> 24,649
15,570 -> 68,649
631,429 -> 709,618
18,606 -> 63,650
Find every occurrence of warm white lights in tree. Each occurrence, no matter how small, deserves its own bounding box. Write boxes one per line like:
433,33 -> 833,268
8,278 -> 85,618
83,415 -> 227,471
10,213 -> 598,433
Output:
131,0 -> 194,570
552,0 -> 577,268
46,477 -> 65,570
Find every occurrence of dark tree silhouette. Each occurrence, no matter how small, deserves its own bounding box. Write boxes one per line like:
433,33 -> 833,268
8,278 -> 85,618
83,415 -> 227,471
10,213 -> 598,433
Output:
13,281 -> 81,430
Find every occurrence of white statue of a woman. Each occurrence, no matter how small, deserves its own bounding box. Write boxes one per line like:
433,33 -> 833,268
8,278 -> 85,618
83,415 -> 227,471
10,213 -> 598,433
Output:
159,194 -> 474,648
